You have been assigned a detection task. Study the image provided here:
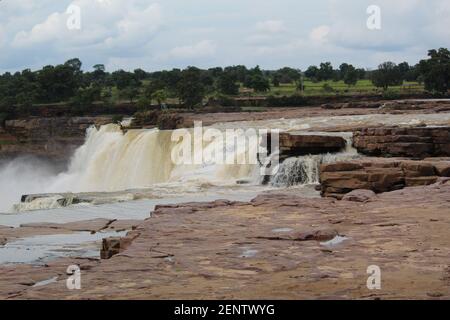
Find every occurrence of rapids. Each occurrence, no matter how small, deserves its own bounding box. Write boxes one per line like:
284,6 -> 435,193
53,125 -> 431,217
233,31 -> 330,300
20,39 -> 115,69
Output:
2,111 -> 450,213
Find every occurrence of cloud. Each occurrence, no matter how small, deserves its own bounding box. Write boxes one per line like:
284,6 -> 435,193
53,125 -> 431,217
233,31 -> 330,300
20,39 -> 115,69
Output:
255,20 -> 286,34
309,25 -> 330,43
0,0 -> 450,72
166,40 -> 217,60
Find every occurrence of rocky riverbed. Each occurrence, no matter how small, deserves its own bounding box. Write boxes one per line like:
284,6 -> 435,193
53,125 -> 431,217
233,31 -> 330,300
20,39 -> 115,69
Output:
1,100 -> 450,300
1,181 -> 449,299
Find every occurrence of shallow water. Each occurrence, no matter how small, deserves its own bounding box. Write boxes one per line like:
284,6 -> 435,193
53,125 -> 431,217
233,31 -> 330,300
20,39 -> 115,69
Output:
0,230 -> 128,265
0,189 -> 266,228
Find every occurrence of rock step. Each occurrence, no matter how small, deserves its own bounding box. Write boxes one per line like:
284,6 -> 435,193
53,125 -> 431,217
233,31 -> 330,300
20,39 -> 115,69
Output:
263,132 -> 346,160
353,126 -> 450,158
320,158 -> 450,199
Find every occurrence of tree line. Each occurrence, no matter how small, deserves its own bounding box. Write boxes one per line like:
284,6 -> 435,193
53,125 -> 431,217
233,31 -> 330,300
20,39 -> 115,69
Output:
0,48 -> 449,119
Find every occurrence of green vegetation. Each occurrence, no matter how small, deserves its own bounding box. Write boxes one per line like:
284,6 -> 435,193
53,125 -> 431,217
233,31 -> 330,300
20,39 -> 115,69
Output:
0,48 -> 449,120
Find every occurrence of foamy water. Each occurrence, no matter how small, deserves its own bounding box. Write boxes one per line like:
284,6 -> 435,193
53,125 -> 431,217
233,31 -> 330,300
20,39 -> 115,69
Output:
1,112 -> 450,213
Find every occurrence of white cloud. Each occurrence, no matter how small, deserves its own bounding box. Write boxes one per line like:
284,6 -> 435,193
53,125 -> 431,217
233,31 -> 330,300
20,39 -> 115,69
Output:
166,40 -> 217,60
1,0 -> 450,72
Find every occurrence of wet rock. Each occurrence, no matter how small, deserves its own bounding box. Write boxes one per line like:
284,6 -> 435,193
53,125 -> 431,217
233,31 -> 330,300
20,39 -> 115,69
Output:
100,231 -> 140,259
20,219 -> 116,233
0,237 -> 7,246
278,132 -> 346,159
342,189 -> 376,202
100,237 -> 122,259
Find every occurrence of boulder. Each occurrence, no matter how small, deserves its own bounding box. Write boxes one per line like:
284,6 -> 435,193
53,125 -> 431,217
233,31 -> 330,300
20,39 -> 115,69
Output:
434,162 -> 450,177
100,231 -> 140,259
0,237 -> 6,246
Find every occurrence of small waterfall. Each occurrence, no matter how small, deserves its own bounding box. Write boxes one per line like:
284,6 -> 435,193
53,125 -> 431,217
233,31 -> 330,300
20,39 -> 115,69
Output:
270,133 -> 359,187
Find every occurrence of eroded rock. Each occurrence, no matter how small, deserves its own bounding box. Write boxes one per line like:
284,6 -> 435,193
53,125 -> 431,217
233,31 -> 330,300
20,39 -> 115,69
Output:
353,126 -> 450,158
320,158 -> 450,198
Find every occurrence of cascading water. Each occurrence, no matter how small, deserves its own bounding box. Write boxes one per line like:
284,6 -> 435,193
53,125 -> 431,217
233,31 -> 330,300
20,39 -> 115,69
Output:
270,133 -> 359,187
47,124 -> 261,193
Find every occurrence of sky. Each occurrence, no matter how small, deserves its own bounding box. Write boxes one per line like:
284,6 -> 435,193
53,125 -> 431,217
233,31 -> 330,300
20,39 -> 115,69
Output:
0,0 -> 449,73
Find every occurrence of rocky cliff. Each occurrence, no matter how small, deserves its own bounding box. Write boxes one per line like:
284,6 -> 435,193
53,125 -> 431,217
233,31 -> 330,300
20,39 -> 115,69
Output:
0,116 -> 112,162
320,158 -> 450,199
353,126 -> 450,158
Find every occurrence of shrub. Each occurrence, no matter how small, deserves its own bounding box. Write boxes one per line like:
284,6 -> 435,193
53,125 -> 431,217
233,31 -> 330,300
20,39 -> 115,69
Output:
266,94 -> 308,107
382,89 -> 400,100
322,83 -> 334,93
111,114 -> 124,124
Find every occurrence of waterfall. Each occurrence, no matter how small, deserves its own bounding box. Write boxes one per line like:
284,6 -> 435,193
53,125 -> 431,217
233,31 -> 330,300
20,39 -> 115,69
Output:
46,124 -> 260,193
270,133 -> 359,187
270,152 -> 359,187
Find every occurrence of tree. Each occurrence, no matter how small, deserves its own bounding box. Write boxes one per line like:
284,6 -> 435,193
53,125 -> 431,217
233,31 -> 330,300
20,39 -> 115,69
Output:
340,64 -> 358,87
134,68 -> 147,81
92,64 -> 106,86
217,71 -> 239,95
152,89 -> 168,107
119,86 -> 140,103
419,48 -> 450,94
356,68 -> 366,80
397,62 -> 411,80
272,74 -> 281,87
318,62 -> 334,81
36,62 -> 82,102
371,62 -> 403,90
143,79 -> 165,100
70,86 -> 101,113
244,66 -> 270,92
275,67 -> 301,84
176,67 -> 205,109
305,66 -> 319,82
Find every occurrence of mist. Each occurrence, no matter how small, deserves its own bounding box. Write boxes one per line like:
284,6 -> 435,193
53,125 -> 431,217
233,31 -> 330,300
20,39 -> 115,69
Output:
0,157 -> 61,213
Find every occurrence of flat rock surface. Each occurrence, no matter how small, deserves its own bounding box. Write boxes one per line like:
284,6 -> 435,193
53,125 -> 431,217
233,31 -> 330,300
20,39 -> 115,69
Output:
1,184 -> 449,299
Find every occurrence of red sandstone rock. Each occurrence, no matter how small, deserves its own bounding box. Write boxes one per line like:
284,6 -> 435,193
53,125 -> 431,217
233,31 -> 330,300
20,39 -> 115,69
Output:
320,158 -> 450,198
1,184 -> 450,299
353,126 -> 450,158
342,189 -> 376,202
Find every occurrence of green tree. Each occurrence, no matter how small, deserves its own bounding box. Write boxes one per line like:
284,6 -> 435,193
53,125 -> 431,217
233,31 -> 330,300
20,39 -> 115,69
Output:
217,72 -> 239,95
176,67 -> 205,109
152,89 -> 168,106
371,62 -> 403,90
244,66 -> 270,92
143,79 -> 165,101
119,86 -> 140,103
318,62 -> 334,81
305,66 -> 319,82
419,48 -> 450,94
341,64 -> 358,87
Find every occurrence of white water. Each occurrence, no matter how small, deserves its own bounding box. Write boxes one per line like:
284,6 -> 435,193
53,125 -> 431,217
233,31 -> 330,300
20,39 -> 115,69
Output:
2,112 -> 450,213
0,124 -> 262,212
